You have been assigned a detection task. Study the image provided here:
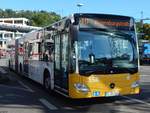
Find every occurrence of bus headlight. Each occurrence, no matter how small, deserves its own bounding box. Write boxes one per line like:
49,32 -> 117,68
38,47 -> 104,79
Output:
131,81 -> 139,88
74,83 -> 90,93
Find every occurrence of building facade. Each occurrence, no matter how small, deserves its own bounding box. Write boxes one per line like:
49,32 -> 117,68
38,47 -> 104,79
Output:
0,18 -> 40,58
0,18 -> 29,26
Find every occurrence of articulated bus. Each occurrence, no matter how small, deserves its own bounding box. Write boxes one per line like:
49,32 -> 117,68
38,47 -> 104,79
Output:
9,13 -> 140,98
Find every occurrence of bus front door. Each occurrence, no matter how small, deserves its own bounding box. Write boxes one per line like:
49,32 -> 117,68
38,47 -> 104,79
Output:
54,33 -> 69,94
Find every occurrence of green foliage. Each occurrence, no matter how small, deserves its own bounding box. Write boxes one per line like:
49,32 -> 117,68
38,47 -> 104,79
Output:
0,9 -> 61,27
136,22 -> 143,33
136,22 -> 150,40
142,23 -> 150,40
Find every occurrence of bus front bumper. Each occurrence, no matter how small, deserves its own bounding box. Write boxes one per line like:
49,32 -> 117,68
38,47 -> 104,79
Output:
69,73 -> 140,99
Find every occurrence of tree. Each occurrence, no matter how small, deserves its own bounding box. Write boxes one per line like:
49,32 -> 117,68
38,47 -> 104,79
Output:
136,22 -> 150,41
143,23 -> 150,40
0,9 -> 61,27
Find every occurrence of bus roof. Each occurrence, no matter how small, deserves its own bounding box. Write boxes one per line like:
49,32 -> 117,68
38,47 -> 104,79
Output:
22,13 -> 135,41
73,13 -> 133,19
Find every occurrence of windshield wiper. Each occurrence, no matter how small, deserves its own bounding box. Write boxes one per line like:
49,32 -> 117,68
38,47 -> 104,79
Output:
80,68 -> 106,76
79,60 -> 90,65
79,58 -> 113,67
95,57 -> 113,66
79,64 -> 138,76
112,67 -> 138,74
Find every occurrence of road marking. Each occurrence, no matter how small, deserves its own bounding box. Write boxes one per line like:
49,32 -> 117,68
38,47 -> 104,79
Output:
0,84 -> 33,92
0,67 -> 7,74
62,107 -> 75,110
141,74 -> 150,76
5,93 -> 26,98
0,104 -> 43,109
18,81 -> 34,93
39,98 -> 58,110
116,105 -> 141,113
122,96 -> 150,106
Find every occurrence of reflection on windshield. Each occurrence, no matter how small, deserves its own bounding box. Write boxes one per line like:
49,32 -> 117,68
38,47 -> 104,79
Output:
78,31 -> 138,75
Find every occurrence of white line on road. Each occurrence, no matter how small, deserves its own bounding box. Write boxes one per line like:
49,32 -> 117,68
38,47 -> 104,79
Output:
141,74 -> 150,76
122,96 -> 150,106
62,106 -> 74,110
0,104 -> 43,109
0,84 -> 33,92
0,67 -> 7,74
18,81 -> 34,93
39,98 -> 58,110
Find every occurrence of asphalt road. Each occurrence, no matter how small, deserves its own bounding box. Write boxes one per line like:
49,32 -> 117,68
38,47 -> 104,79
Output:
0,66 -> 150,113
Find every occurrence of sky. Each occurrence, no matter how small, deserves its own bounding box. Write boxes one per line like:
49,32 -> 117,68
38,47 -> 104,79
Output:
0,0 -> 150,20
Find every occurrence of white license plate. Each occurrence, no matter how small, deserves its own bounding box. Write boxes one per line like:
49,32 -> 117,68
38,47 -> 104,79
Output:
105,91 -> 119,97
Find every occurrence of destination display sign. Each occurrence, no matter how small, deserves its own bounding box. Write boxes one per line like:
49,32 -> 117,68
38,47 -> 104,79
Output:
79,17 -> 134,31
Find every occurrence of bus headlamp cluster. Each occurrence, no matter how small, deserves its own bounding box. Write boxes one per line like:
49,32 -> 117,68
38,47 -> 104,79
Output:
74,83 -> 90,92
131,81 -> 140,88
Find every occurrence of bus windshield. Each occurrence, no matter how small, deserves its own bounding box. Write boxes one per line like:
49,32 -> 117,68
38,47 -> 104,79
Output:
77,29 -> 138,75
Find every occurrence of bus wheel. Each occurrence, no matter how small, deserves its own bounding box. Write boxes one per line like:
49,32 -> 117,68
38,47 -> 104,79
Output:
44,71 -> 51,91
9,60 -> 11,68
20,63 -> 22,72
19,63 -> 23,76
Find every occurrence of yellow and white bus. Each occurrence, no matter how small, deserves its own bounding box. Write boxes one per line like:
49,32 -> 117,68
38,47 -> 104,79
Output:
9,13 -> 140,98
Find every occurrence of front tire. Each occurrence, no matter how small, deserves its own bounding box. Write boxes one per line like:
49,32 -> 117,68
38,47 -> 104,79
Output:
9,60 -> 11,69
44,73 -> 51,91
20,63 -> 22,72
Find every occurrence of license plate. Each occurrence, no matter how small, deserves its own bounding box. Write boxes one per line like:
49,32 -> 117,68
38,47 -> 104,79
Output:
105,91 -> 119,97
93,91 -> 100,97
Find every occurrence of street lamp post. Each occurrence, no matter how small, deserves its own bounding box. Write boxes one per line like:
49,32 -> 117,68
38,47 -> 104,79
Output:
77,3 -> 84,13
